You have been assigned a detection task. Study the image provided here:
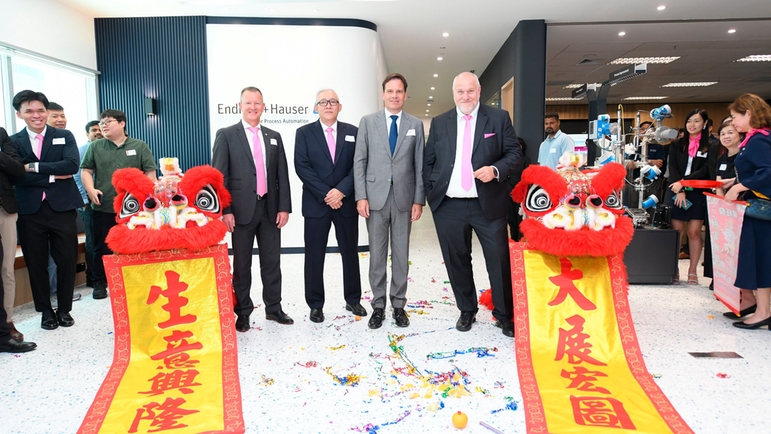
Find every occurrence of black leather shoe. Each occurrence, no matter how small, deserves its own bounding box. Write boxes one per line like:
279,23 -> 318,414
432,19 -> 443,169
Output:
393,308 -> 409,328
93,281 -> 108,300
57,311 -> 74,327
309,308 -> 324,323
235,315 -> 250,332
369,308 -> 385,329
723,304 -> 757,318
266,310 -> 294,325
0,337 -> 37,353
41,310 -> 58,330
496,319 -> 515,337
456,312 -> 476,332
345,303 -> 368,317
732,316 -> 771,330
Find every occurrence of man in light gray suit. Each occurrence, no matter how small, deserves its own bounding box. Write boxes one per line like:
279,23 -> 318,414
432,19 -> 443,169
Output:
354,73 -> 425,330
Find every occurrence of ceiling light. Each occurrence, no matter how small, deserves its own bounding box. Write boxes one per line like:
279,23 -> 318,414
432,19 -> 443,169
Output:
622,96 -> 668,100
657,5 -> 666,10
609,56 -> 679,65
545,97 -> 582,101
618,31 -> 626,36
429,96 -> 433,98
661,82 -> 718,87
430,87 -> 435,90
425,114 -> 428,116
728,29 -> 736,34
427,103 -> 431,106
433,74 -> 438,77
437,56 -> 443,61
736,55 -> 771,62
442,32 -> 449,37
426,109 -> 430,112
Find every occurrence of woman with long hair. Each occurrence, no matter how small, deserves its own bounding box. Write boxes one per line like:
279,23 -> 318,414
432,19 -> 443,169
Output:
724,93 -> 771,329
665,109 -> 719,285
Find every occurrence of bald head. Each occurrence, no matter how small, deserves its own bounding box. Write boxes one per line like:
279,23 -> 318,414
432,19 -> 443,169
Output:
452,72 -> 481,115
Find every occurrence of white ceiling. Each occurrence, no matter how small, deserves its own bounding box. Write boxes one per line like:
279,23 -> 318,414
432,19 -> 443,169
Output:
57,0 -> 771,116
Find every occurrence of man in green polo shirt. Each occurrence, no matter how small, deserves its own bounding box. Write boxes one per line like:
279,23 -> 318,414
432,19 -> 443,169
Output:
80,109 -> 157,299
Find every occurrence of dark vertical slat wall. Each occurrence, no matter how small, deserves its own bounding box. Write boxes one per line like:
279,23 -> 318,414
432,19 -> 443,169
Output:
95,16 -> 210,171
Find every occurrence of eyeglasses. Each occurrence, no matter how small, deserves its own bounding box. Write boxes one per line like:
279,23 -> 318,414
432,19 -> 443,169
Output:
99,119 -> 116,127
316,99 -> 340,107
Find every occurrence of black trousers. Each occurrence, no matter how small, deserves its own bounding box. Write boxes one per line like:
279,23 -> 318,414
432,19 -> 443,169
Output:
433,197 -> 513,321
232,197 -> 282,317
303,211 -> 361,308
17,202 -> 77,313
92,211 -> 117,283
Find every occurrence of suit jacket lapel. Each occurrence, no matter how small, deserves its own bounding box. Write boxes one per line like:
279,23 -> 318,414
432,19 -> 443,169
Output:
374,111 -> 391,158
18,128 -> 36,161
333,123 -> 346,166
394,117 -> 409,157
312,120 -> 335,165
446,111 -> 458,157
235,122 -> 257,172
40,128 -> 54,161
262,128 -> 273,171
472,107 -> 489,155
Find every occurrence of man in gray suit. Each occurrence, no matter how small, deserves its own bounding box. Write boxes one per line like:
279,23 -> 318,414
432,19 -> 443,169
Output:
212,86 -> 293,332
354,73 -> 425,329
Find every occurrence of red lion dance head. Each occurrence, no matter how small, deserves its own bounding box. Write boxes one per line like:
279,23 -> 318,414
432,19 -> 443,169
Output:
511,163 -> 634,257
106,159 -> 232,254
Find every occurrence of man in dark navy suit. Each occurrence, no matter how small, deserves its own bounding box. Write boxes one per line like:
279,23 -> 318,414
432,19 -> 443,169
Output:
9,90 -> 82,330
294,89 -> 365,323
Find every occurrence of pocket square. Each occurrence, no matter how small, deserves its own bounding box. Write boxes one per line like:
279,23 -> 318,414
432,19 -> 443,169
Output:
484,133 -> 496,139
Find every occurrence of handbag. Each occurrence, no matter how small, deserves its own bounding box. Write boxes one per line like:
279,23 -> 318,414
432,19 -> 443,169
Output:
745,198 -> 771,221
734,166 -> 771,221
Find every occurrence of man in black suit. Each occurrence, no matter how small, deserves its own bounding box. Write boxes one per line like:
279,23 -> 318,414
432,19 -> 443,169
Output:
9,90 -> 82,330
0,127 -> 25,341
0,241 -> 36,353
294,89 -> 366,323
212,86 -> 293,332
423,72 -> 522,337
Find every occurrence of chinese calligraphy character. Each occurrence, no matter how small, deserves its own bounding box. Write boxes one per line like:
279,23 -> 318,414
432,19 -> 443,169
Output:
147,271 -> 196,329
129,397 -> 200,433
561,366 -> 610,394
139,369 -> 202,396
150,330 -> 202,369
570,396 -> 635,429
556,315 -> 606,366
548,257 -> 597,311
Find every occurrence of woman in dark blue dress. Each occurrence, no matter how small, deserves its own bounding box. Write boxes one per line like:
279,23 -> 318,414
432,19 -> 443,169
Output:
725,93 -> 771,329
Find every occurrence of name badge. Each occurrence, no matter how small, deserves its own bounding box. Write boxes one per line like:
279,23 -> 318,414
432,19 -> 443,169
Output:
52,138 -> 66,145
696,151 -> 708,158
406,129 -> 416,136
719,163 -> 727,171
345,135 -> 355,142
270,138 -> 278,145
126,149 -> 137,156
550,147 -> 557,154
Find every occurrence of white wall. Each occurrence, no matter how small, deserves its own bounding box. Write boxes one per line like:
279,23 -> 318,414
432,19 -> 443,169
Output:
0,0 -> 96,70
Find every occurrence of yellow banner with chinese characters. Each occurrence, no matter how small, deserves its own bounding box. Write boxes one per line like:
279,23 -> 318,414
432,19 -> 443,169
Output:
511,242 -> 692,433
78,244 -> 244,434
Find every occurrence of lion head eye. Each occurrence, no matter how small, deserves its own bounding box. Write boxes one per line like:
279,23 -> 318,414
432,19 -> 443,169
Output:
120,193 -> 141,218
194,186 -> 220,213
525,185 -> 553,213
586,195 -> 603,208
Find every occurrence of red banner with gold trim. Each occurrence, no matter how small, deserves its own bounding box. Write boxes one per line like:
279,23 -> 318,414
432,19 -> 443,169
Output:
78,244 -> 244,434
511,241 -> 692,433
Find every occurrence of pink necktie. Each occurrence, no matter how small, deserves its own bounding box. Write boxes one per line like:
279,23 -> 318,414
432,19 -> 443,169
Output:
461,115 -> 473,191
36,134 -> 46,201
35,134 -> 44,159
326,127 -> 336,163
248,127 -> 267,197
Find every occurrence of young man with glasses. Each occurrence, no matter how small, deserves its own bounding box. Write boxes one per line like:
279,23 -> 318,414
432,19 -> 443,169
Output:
294,89 -> 365,323
80,110 -> 157,299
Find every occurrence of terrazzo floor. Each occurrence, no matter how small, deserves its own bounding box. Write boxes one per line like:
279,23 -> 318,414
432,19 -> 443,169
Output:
1,209 -> 770,434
